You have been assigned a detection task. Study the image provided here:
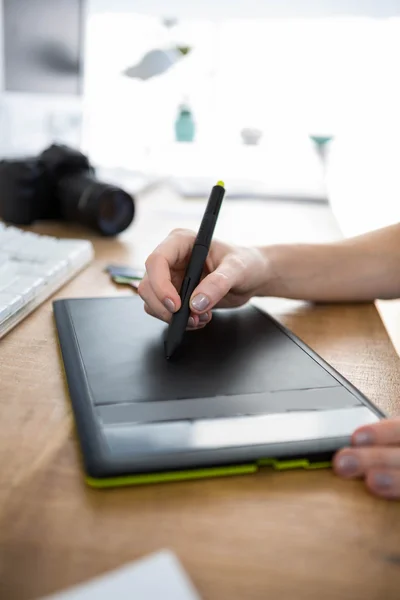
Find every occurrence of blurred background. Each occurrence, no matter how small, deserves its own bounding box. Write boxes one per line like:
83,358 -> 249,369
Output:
1,0 -> 400,230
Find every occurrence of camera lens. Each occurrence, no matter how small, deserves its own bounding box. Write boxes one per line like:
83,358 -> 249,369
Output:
98,189 -> 135,236
57,172 -> 135,235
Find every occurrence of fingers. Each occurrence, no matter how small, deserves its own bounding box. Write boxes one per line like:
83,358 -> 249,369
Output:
365,469 -> 400,500
140,274 -> 212,328
140,275 -> 176,323
190,254 -> 247,314
334,446 -> 400,499
352,417 -> 400,447
143,229 -> 197,310
332,418 -> 400,498
141,272 -> 213,328
334,447 -> 400,479
144,252 -> 181,313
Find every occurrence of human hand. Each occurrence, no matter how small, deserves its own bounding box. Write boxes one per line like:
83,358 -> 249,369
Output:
334,417 -> 400,500
138,228 -> 267,329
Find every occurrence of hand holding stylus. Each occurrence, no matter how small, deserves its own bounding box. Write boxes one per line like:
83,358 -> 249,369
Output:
138,232 -> 267,330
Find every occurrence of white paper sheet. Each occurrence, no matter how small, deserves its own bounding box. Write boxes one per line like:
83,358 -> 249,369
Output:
41,550 -> 201,600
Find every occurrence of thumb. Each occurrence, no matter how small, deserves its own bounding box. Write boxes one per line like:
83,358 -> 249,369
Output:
190,255 -> 243,313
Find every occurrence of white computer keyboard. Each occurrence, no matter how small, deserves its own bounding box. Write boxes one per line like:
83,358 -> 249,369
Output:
0,224 -> 94,338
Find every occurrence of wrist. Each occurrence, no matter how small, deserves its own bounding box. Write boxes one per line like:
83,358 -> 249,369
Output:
254,243 -> 330,300
253,245 -> 287,297
255,241 -> 375,302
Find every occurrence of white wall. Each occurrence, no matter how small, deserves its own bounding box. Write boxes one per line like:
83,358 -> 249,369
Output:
90,0 -> 400,19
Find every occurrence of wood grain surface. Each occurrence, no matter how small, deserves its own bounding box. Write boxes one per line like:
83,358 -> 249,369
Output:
1,191 -> 399,600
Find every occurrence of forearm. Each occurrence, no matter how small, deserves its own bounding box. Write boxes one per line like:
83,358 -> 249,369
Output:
257,223 -> 400,302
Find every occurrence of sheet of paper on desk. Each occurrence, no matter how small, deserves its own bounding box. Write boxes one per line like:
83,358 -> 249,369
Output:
41,550 -> 201,600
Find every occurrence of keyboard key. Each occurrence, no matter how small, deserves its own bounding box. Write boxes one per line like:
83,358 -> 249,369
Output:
0,226 -> 93,337
0,263 -> 19,291
0,302 -> 10,324
5,276 -> 45,301
15,261 -> 60,280
0,292 -> 25,316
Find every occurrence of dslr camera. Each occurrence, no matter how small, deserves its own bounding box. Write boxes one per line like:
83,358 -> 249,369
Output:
0,144 -> 135,235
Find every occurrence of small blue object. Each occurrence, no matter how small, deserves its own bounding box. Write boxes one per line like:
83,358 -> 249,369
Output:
175,104 -> 195,142
309,135 -> 333,147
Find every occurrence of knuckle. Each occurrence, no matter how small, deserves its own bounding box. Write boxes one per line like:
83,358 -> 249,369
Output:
138,279 -> 148,299
145,252 -> 159,270
208,270 -> 230,293
227,253 -> 247,271
226,253 -> 247,288
171,228 -> 195,239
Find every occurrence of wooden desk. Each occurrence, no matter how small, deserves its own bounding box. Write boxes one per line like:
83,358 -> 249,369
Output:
1,192 -> 400,600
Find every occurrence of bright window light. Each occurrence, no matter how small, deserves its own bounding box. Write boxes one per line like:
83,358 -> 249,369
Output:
82,12 -> 400,187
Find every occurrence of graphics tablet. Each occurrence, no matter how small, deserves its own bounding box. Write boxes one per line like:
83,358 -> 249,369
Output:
53,296 -> 384,487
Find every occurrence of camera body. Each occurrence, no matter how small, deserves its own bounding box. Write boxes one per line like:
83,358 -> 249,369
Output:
0,144 -> 135,236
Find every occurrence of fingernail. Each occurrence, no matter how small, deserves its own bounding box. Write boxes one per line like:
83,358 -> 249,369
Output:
163,298 -> 175,313
372,472 -> 393,490
188,317 -> 196,328
353,430 -> 374,446
336,454 -> 360,476
191,294 -> 210,312
199,312 -> 209,323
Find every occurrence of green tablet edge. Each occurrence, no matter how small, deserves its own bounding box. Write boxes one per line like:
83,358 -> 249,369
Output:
85,458 -> 331,489
86,464 -> 257,488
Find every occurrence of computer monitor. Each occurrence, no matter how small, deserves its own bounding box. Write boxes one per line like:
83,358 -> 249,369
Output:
2,0 -> 84,95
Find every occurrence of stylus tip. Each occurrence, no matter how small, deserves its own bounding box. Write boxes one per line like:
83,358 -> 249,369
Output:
216,180 -> 225,188
164,338 -> 179,360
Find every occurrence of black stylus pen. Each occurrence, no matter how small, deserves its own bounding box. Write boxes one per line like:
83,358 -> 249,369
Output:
164,181 -> 226,359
